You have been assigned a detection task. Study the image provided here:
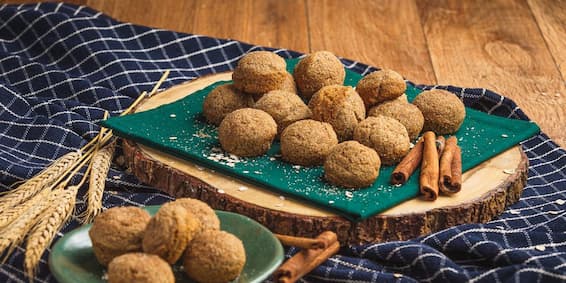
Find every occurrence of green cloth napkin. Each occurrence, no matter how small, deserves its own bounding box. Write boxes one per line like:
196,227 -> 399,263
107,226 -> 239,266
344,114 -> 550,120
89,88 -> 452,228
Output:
101,59 -> 539,221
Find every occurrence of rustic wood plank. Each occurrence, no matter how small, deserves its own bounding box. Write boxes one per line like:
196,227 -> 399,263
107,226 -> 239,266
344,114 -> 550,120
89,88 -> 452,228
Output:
192,0 -> 309,53
307,0 -> 436,84
417,0 -> 566,146
527,0 -> 566,82
86,0 -> 197,32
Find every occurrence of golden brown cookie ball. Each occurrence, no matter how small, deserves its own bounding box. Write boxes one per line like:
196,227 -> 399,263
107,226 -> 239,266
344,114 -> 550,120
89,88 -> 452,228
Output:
107,253 -> 174,283
368,100 -> 424,141
251,72 -> 298,101
412,89 -> 466,135
232,51 -> 288,94
280,119 -> 338,166
356,69 -> 406,108
218,108 -> 277,157
142,202 -> 201,264
308,85 -> 365,141
172,198 -> 220,232
254,90 -> 312,136
202,84 -> 255,126
324,141 -> 381,188
353,116 -> 411,165
88,206 -> 150,266
184,230 -> 246,283
294,51 -> 345,100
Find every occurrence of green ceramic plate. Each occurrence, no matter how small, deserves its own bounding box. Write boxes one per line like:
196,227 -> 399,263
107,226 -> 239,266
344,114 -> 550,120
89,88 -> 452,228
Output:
49,205 -> 284,283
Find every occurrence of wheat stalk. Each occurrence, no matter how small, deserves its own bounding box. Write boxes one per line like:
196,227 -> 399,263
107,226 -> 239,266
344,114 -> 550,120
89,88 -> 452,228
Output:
0,151 -> 80,214
24,185 -> 78,278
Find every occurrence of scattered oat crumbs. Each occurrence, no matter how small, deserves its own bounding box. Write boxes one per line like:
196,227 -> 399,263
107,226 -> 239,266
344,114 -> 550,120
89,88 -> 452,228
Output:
394,184 -> 402,188
196,165 -> 204,171
328,200 -> 335,205
238,186 -> 248,192
169,136 -> 177,140
503,169 -> 516,174
217,189 -> 225,194
556,199 -> 565,205
534,245 -> 546,251
292,165 -> 302,170
345,191 -> 354,198
243,170 -> 250,174
169,114 -> 177,118
501,134 -> 509,138
393,273 -> 403,278
254,170 -> 262,174
269,157 -> 276,161
279,196 -> 286,201
112,175 -> 121,180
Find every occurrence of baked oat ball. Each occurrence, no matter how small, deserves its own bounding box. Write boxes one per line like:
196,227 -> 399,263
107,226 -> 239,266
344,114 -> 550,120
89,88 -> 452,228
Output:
368,100 -> 424,141
324,141 -> 381,188
218,108 -> 277,157
353,116 -> 411,165
88,206 -> 150,266
252,71 -> 298,101
142,202 -> 201,264
412,89 -> 466,135
356,69 -> 406,108
172,198 -> 220,232
202,83 -> 255,126
309,85 -> 365,141
254,90 -> 312,136
107,253 -> 174,283
294,51 -> 345,100
232,51 -> 288,94
184,230 -> 246,283
280,119 -> 338,166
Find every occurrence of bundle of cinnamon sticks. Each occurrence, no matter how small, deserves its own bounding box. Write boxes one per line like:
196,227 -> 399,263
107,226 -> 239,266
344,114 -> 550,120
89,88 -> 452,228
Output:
391,131 -> 462,200
273,232 -> 340,283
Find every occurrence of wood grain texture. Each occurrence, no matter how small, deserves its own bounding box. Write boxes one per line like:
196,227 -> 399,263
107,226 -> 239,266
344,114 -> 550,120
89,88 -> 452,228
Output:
193,0 -> 309,53
307,0 -> 436,84
417,0 -> 566,146
527,0 -> 566,82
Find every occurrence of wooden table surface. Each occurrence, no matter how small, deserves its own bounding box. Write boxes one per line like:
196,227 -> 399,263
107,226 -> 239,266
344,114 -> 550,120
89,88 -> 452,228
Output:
9,0 -> 566,147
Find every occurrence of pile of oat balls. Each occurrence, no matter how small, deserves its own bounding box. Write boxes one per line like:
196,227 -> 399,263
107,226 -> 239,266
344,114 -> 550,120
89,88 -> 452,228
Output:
203,51 -> 465,188
88,198 -> 245,283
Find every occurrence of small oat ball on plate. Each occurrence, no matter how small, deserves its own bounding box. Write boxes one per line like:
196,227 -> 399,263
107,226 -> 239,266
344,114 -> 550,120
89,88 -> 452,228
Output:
412,89 -> 466,135
356,69 -> 406,108
232,51 -> 288,94
324,141 -> 381,188
368,100 -> 424,141
218,108 -> 277,157
88,206 -> 150,266
280,119 -> 338,166
308,85 -> 365,141
142,202 -> 201,264
353,116 -> 411,165
172,198 -> 220,232
293,51 -> 345,100
107,253 -> 174,283
202,83 -> 255,126
254,90 -> 312,136
184,230 -> 246,283
253,72 -> 298,101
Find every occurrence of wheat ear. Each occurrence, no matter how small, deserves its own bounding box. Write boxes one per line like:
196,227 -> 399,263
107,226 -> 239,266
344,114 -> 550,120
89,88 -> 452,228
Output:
24,185 -> 78,279
0,151 -> 80,214
0,184 -> 54,261
0,184 -> 51,230
83,141 -> 115,223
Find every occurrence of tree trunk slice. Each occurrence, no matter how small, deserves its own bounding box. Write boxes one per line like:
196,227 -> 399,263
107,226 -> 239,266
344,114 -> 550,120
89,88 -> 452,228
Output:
123,73 -> 528,245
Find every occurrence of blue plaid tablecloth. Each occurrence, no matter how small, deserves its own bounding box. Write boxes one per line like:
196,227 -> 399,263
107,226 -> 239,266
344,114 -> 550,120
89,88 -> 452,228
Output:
1,3 -> 565,283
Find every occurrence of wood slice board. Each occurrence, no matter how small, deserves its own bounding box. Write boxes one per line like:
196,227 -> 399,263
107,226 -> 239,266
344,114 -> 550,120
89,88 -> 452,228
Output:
123,73 -> 528,245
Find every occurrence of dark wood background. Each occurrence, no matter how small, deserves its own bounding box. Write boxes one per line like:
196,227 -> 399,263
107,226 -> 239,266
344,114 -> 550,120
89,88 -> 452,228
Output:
6,0 -> 566,147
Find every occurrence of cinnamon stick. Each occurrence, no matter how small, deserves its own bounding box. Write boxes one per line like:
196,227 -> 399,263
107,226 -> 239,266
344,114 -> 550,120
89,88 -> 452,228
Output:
436,136 -> 446,157
273,231 -> 339,283
420,131 -> 439,200
275,232 -> 337,249
391,138 -> 424,185
439,136 -> 462,194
